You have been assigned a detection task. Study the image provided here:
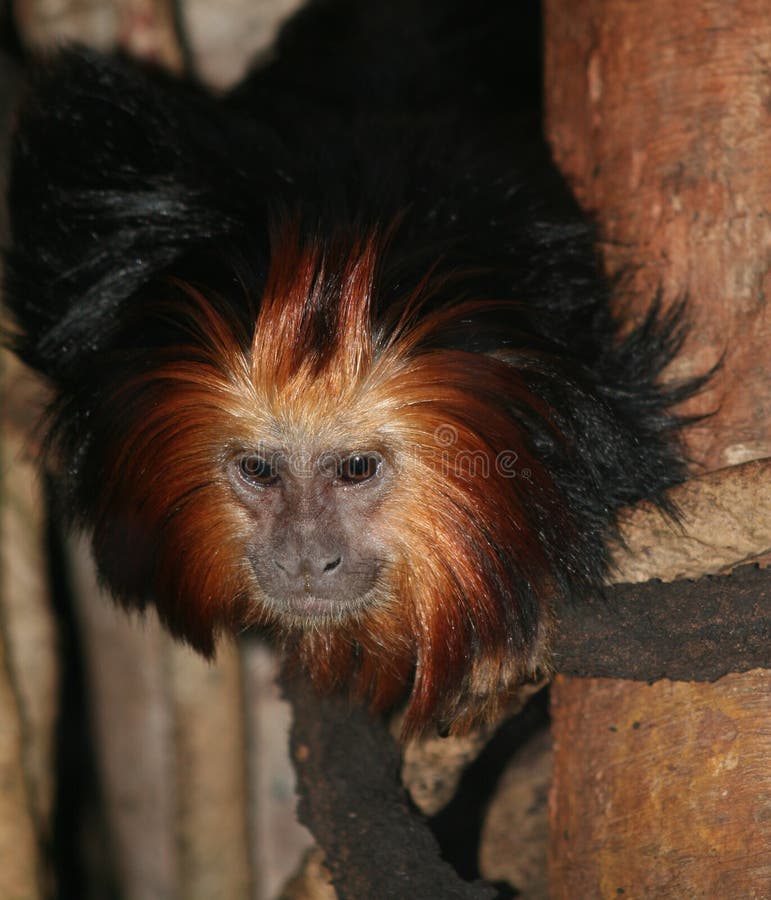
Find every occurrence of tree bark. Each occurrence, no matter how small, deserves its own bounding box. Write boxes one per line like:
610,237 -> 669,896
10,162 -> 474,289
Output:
553,564 -> 770,682
284,673 -> 499,900
544,2 -> 771,895
544,0 -> 771,472
549,671 -> 771,897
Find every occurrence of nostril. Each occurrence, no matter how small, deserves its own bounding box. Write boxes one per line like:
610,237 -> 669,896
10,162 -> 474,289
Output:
273,555 -> 341,578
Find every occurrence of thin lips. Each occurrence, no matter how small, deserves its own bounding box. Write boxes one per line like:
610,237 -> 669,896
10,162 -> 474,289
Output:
286,593 -> 340,616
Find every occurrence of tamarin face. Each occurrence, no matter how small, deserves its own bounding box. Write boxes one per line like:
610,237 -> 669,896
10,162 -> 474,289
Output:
230,443 -> 394,626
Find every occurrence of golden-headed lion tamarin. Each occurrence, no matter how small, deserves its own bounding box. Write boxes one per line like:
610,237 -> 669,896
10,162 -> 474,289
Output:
4,0 -> 697,734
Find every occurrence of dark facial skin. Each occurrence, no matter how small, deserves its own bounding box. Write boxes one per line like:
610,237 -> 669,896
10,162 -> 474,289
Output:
226,446 -> 393,623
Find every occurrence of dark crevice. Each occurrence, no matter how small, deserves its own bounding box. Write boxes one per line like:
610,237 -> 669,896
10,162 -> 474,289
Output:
46,491 -> 123,900
427,688 -> 550,888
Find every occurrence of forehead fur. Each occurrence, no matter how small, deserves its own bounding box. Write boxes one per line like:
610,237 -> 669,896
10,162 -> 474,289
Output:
175,224 -> 416,451
251,226 -> 377,397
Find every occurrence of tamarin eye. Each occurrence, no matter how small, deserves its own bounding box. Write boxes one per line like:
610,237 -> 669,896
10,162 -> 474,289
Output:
238,454 -> 278,486
337,454 -> 380,484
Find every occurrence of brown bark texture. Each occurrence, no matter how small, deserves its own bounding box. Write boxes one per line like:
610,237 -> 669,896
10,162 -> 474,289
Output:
554,562 -> 770,683
545,2 -> 771,897
284,672 -> 499,900
544,0 -> 771,472
549,671 -> 771,898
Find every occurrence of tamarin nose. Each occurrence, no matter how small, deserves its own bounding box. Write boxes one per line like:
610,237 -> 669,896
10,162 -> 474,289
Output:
274,553 -> 342,579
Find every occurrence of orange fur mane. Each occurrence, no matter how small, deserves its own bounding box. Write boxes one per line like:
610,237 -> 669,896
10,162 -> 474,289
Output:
88,223 -> 562,733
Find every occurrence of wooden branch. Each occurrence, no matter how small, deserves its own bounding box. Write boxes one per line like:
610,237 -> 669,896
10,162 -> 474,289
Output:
552,563 -> 771,681
283,673 -> 500,900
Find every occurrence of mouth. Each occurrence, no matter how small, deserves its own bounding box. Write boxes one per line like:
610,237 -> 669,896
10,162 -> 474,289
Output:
285,593 -> 345,618
263,585 -> 384,626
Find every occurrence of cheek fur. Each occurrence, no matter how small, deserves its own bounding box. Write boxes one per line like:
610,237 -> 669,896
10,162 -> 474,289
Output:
78,360 -> 269,653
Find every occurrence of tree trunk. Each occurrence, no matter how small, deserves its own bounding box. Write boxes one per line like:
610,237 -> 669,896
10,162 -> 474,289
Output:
544,1 -> 771,895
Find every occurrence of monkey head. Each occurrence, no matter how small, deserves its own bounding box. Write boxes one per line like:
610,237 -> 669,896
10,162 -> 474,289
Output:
45,225 -> 568,735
